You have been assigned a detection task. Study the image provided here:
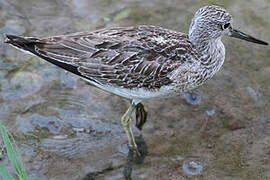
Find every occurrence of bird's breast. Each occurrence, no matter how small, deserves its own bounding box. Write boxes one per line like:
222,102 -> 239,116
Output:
169,40 -> 226,92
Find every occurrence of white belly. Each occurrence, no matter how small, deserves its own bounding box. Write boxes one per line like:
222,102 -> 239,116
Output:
82,77 -> 178,100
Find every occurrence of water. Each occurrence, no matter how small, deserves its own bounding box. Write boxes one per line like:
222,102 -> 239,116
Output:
182,160 -> 203,176
206,109 -> 216,116
0,0 -> 269,179
183,92 -> 202,105
117,143 -> 130,155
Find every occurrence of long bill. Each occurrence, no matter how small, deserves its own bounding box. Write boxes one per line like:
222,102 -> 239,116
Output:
229,29 -> 268,45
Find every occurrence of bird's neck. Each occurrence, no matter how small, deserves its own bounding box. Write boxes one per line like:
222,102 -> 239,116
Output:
189,36 -> 226,82
192,37 -> 225,68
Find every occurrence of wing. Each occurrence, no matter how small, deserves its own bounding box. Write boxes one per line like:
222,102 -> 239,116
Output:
5,26 -> 194,90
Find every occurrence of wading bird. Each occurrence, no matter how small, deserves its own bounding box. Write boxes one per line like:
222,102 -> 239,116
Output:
5,5 -> 268,155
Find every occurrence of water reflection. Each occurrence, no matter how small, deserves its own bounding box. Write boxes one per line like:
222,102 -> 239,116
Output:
83,136 -> 147,180
123,136 -> 148,180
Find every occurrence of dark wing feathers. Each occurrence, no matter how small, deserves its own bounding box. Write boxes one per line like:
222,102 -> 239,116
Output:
5,26 -> 192,90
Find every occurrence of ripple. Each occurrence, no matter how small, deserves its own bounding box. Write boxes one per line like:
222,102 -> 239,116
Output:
206,109 -> 216,116
105,173 -> 124,180
117,143 -> 129,155
16,114 -> 64,136
0,19 -> 26,35
182,160 -> 203,176
3,71 -> 43,100
177,155 -> 184,161
52,135 -> 68,140
183,92 -> 202,105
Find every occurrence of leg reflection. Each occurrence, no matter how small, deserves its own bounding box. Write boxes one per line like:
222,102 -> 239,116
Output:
123,135 -> 148,180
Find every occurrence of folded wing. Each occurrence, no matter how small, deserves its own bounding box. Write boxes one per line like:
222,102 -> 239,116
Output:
5,26 -> 193,90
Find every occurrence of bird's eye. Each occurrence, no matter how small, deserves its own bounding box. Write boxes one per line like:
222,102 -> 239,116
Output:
222,23 -> 230,30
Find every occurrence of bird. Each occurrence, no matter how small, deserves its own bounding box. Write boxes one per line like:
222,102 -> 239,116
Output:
4,5 -> 268,156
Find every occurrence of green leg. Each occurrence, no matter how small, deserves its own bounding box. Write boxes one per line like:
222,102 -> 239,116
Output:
121,100 -> 141,156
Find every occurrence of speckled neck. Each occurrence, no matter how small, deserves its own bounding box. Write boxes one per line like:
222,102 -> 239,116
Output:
189,30 -> 226,80
190,30 -> 224,63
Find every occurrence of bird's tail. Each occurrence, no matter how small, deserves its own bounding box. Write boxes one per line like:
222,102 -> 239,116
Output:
4,34 -> 40,54
4,34 -> 86,79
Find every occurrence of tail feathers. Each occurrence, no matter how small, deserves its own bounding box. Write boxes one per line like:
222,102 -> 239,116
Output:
4,34 -> 97,84
4,34 -> 42,55
4,34 -> 39,44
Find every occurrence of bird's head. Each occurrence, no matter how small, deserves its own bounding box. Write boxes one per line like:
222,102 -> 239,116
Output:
189,5 -> 268,45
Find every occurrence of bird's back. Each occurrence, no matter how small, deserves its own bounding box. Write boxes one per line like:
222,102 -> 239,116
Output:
5,25 -> 201,99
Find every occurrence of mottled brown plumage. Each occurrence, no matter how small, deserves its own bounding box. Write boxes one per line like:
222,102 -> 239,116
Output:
5,5 -> 268,155
5,26 -> 197,91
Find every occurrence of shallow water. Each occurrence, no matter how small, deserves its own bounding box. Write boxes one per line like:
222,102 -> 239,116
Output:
0,0 -> 270,179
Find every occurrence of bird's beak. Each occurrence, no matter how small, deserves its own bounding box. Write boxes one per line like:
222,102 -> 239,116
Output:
229,28 -> 268,45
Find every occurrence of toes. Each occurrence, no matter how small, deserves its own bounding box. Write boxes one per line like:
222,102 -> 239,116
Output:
135,103 -> 148,130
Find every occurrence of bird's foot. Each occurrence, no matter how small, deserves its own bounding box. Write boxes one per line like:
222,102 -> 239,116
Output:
135,103 -> 148,131
128,144 -> 141,157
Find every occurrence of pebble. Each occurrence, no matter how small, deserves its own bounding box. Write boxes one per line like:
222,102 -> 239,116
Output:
72,127 -> 85,132
52,135 -> 68,140
206,109 -> 216,116
182,160 -> 203,175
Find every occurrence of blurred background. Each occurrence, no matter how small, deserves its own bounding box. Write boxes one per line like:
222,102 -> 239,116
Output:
0,0 -> 269,179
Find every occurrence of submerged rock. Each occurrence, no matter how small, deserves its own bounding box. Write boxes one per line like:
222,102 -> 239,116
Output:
4,71 -> 42,99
